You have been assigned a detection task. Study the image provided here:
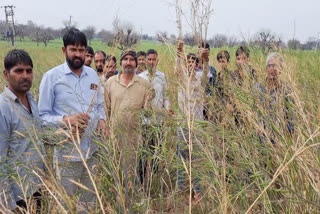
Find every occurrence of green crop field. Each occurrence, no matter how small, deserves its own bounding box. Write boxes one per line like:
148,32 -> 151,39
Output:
1,38 -> 320,213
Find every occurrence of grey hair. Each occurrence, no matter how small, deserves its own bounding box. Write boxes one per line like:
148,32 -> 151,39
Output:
266,52 -> 284,65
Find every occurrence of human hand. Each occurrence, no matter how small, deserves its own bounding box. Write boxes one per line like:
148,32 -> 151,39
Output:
177,40 -> 184,55
96,119 -> 110,139
63,113 -> 90,137
198,48 -> 210,62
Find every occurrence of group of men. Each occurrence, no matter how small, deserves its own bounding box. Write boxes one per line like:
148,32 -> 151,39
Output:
0,27 -> 293,212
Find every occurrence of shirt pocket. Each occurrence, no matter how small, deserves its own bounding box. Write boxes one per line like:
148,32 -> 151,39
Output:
80,81 -> 99,106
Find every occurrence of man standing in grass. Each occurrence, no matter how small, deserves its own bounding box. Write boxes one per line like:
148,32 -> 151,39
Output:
38,28 -> 106,212
0,49 -> 44,212
176,41 -> 210,202
104,49 -> 151,201
138,49 -> 170,183
99,55 -> 118,97
255,52 -> 294,144
212,50 -> 235,121
232,46 -> 257,87
140,49 -> 169,112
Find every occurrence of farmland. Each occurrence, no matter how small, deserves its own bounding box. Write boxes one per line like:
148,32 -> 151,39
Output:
1,38 -> 320,213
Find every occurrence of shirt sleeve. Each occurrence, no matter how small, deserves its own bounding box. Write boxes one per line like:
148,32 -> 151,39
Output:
0,108 -> 17,210
38,73 -> 64,125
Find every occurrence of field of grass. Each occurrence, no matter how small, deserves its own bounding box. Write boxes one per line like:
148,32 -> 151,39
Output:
1,38 -> 320,213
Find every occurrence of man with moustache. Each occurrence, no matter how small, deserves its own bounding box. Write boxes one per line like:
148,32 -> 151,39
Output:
94,50 -> 106,77
0,49 -> 45,212
104,49 -> 151,198
38,28 -> 106,212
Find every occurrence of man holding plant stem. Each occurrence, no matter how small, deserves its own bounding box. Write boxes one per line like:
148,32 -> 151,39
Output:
38,28 -> 107,212
175,40 -> 209,202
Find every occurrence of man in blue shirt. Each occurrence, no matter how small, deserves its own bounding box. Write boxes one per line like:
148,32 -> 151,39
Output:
0,50 -> 45,212
38,28 -> 106,211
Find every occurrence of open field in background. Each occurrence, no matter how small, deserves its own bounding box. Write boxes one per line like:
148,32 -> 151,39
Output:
1,39 -> 320,213
1,39 -> 320,101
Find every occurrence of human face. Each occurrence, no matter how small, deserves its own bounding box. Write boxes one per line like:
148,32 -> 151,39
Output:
266,58 -> 282,80
121,55 -> 136,73
137,55 -> 146,71
63,45 -> 86,70
218,57 -> 228,70
94,52 -> 105,73
187,58 -> 197,74
236,53 -> 249,68
147,54 -> 158,71
104,60 -> 117,79
84,52 -> 93,66
4,63 -> 33,95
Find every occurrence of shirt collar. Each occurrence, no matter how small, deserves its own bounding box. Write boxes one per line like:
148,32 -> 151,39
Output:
116,72 -> 140,87
3,86 -> 32,102
63,61 -> 88,76
117,72 -> 139,81
143,70 -> 161,77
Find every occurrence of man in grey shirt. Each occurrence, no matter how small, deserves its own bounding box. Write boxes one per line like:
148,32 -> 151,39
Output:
0,50 -> 45,212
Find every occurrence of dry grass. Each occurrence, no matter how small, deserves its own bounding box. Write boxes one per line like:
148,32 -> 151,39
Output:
0,38 -> 320,213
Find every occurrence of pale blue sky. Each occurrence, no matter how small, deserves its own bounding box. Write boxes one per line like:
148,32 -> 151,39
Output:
1,0 -> 319,42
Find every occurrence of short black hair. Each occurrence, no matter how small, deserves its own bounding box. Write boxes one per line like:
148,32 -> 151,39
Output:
217,50 -> 230,62
147,49 -> 158,57
236,46 -> 250,58
106,55 -> 117,64
199,42 -> 210,51
94,50 -> 106,58
4,49 -> 33,72
63,28 -> 87,48
187,53 -> 199,65
137,51 -> 146,58
94,50 -> 106,63
86,46 -> 94,55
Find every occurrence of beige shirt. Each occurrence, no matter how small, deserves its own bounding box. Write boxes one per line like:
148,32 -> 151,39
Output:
104,72 -> 151,147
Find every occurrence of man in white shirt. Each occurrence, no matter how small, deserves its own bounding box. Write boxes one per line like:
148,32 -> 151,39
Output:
138,49 -> 170,184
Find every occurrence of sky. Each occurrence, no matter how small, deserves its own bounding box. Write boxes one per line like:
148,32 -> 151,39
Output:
1,0 -> 319,42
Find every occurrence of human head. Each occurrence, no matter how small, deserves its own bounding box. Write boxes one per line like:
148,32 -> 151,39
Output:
236,46 -> 250,68
104,55 -> 117,79
3,49 -> 34,95
146,49 -> 158,72
266,52 -> 284,80
62,28 -> 87,70
120,49 -> 137,73
217,50 -> 230,70
137,51 -> 147,73
94,50 -> 106,73
84,46 -> 94,67
186,53 -> 199,73
199,42 -> 210,51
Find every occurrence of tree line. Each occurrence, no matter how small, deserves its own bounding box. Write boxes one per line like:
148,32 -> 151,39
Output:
0,19 -> 319,51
